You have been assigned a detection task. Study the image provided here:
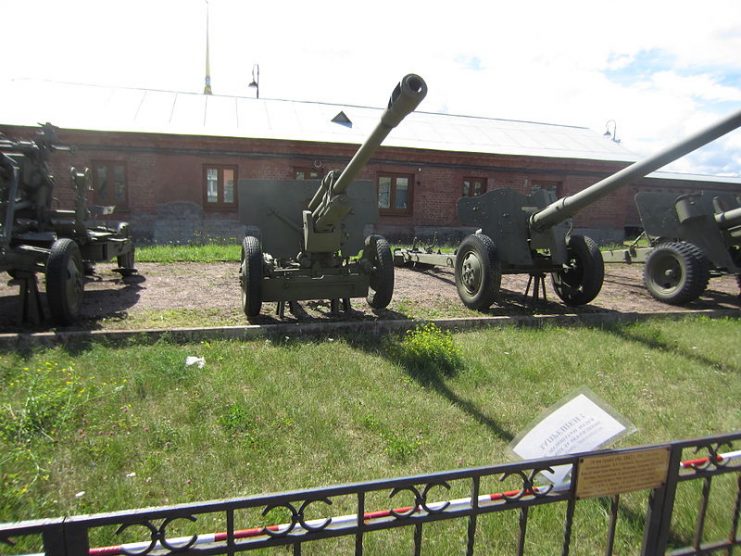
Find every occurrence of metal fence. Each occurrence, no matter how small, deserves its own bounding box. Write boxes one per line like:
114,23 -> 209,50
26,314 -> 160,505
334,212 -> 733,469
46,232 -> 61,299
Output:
1,432 -> 739,556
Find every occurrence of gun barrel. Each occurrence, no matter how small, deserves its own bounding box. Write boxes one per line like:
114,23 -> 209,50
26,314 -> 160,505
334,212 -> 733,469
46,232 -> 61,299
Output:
530,108 -> 741,232
715,206 -> 741,230
328,74 -> 427,197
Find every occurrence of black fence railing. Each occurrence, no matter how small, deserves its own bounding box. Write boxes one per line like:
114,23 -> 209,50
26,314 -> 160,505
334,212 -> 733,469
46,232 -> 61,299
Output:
1,432 -> 739,555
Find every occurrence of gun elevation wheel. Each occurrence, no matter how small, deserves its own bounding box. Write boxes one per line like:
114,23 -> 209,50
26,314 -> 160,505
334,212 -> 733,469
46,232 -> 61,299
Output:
551,234 -> 604,306
643,241 -> 710,305
455,233 -> 501,311
366,235 -> 394,309
240,236 -> 263,317
46,238 -> 84,325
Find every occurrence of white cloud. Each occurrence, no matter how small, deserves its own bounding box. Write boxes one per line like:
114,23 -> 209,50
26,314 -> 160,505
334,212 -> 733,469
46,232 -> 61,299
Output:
4,0 -> 741,175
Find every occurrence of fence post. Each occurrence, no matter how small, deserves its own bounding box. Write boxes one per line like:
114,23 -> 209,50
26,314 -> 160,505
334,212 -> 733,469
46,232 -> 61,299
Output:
641,444 -> 682,555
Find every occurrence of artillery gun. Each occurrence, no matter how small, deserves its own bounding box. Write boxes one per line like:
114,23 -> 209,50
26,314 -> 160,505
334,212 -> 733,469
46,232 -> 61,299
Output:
238,74 -> 427,317
602,189 -> 741,304
396,108 -> 741,310
0,123 -> 136,324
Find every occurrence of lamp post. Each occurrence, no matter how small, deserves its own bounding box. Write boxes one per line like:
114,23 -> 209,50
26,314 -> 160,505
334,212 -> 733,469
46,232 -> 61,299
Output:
604,119 -> 620,143
249,64 -> 260,98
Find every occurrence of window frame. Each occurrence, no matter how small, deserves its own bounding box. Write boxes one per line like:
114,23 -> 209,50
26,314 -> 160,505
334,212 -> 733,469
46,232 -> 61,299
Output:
531,180 -> 563,198
377,172 -> 414,216
203,164 -> 239,210
293,167 -> 324,180
462,176 -> 487,198
91,160 -> 129,211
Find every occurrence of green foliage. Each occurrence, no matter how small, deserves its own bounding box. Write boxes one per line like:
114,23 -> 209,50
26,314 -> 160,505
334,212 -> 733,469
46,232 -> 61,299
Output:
137,243 -> 240,263
0,317 -> 739,553
0,361 -> 87,443
218,402 -> 254,435
391,323 -> 464,378
360,414 -> 422,463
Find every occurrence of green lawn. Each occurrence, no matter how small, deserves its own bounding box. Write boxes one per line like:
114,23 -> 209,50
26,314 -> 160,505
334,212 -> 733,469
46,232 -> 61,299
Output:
1,317 -> 739,553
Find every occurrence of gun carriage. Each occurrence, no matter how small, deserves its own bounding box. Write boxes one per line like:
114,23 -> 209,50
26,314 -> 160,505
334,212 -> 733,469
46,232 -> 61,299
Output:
602,189 -> 741,304
0,124 -> 136,324
238,74 -> 427,317
395,108 -> 741,310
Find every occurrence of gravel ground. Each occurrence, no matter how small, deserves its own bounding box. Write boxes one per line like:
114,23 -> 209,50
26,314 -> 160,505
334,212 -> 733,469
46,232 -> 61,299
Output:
0,260 -> 738,332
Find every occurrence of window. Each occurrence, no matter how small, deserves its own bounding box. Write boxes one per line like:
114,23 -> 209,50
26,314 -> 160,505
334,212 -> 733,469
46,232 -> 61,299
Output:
378,174 -> 413,214
92,161 -> 128,209
463,177 -> 486,197
294,167 -> 323,180
531,180 -> 563,199
203,165 -> 238,208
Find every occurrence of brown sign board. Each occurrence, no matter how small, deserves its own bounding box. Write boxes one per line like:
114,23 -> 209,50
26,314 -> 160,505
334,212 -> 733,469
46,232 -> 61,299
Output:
576,447 -> 671,499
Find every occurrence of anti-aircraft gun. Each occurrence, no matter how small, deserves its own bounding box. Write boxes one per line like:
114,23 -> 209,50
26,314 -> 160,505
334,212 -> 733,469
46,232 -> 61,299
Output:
238,74 -> 427,317
0,123 -> 136,325
602,189 -> 741,304
396,108 -> 741,310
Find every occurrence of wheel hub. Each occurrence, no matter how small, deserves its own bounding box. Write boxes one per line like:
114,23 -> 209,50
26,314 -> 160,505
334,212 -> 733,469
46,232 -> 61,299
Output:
461,252 -> 482,293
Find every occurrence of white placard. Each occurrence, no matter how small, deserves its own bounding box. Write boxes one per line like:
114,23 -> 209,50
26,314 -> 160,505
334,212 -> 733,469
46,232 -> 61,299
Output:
508,387 -> 636,487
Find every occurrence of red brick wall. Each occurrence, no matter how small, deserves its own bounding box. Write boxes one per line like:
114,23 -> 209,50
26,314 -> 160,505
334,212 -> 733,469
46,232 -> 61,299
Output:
2,125 -> 737,243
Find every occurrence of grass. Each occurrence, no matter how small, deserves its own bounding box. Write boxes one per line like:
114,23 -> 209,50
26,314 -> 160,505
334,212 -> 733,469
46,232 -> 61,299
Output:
0,317 -> 739,554
136,243 -> 241,263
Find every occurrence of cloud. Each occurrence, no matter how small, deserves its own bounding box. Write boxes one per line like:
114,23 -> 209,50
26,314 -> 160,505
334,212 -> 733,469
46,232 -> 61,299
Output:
3,0 -> 740,175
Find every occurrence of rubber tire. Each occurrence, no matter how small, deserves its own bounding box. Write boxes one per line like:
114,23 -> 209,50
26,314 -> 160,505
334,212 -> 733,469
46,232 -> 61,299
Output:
240,236 -> 263,317
551,235 -> 604,306
46,238 -> 84,325
117,248 -> 136,277
643,242 -> 710,305
366,235 -> 394,309
454,233 -> 501,311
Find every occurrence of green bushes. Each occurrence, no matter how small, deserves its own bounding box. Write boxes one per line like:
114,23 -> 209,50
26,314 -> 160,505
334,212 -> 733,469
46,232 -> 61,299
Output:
390,323 -> 464,377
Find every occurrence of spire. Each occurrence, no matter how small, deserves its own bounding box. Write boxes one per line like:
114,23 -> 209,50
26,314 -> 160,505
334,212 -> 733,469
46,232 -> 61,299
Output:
203,0 -> 212,95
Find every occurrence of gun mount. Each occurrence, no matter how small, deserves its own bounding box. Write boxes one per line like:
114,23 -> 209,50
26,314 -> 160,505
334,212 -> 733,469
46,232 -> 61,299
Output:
396,108 -> 741,311
0,123 -> 136,325
238,74 -> 427,317
601,189 -> 741,304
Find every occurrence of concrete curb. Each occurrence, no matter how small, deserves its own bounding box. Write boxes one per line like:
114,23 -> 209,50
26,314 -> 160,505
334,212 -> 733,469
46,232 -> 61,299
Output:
0,308 -> 738,349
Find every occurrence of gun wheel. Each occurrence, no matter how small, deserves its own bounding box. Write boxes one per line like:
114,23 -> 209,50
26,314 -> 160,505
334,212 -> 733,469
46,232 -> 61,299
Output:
551,234 -> 604,306
366,235 -> 394,309
643,241 -> 709,305
240,236 -> 263,317
46,238 -> 84,325
454,233 -> 501,311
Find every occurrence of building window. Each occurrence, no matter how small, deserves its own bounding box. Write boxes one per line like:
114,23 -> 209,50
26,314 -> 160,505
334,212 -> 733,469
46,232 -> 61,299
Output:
294,167 -> 323,180
204,165 -> 238,208
92,161 -> 128,210
378,174 -> 413,214
463,177 -> 486,197
531,180 -> 563,198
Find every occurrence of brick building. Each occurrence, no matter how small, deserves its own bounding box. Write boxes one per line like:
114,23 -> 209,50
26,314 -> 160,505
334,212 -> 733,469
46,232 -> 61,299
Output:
2,79 -> 739,244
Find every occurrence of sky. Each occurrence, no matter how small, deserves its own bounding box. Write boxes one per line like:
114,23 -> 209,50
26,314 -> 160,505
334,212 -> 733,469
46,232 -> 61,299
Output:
3,0 -> 741,176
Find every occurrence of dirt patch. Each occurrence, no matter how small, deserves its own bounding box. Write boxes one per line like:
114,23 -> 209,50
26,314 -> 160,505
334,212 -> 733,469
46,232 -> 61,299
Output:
0,262 -> 738,332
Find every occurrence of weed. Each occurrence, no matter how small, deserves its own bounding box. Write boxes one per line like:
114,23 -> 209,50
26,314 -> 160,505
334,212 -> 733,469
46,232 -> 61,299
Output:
0,362 -> 87,443
391,323 -> 464,378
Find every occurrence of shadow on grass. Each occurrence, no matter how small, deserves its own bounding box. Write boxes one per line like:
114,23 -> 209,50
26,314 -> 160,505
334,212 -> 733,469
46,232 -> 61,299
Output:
604,322 -> 739,374
343,332 -> 515,443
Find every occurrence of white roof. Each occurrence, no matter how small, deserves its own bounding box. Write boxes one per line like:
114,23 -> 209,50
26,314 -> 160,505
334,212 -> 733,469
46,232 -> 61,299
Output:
0,79 -> 639,163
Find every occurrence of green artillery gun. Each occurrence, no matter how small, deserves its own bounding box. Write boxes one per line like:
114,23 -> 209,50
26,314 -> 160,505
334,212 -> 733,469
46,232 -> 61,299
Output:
238,74 -> 427,317
601,189 -> 740,304
395,108 -> 741,310
0,123 -> 136,325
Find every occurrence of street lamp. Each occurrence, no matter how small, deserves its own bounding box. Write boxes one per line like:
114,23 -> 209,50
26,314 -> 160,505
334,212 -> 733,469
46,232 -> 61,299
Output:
249,64 -> 260,98
604,119 -> 620,143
